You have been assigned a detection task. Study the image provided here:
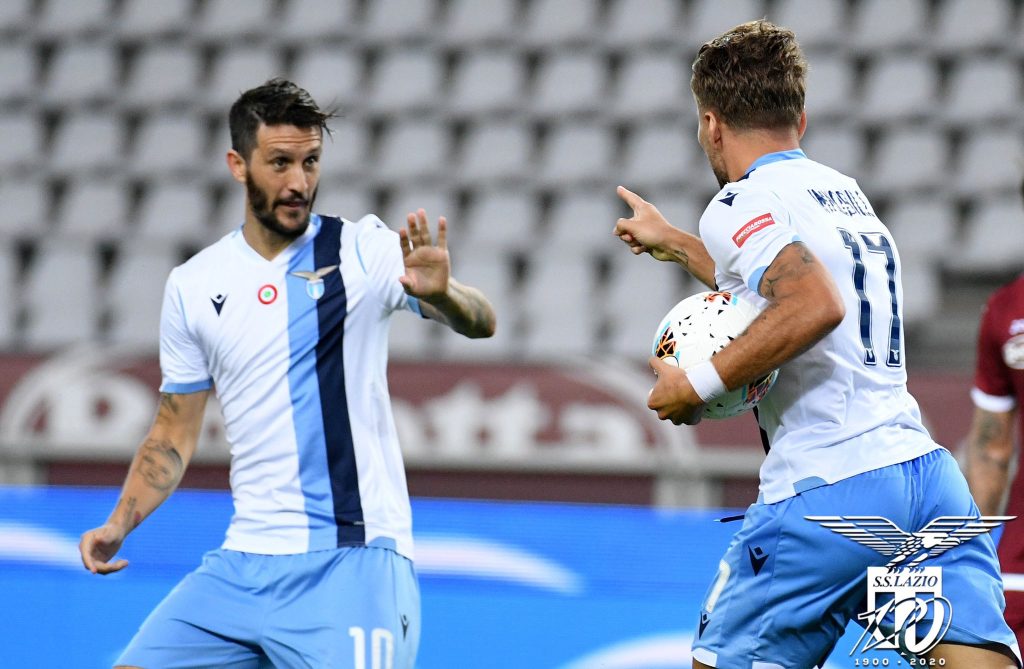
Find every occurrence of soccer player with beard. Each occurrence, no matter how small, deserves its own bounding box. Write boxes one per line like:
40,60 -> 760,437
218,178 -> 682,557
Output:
614,20 -> 1019,669
79,79 -> 495,668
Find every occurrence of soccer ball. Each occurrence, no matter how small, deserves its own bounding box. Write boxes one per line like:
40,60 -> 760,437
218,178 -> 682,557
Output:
652,291 -> 778,419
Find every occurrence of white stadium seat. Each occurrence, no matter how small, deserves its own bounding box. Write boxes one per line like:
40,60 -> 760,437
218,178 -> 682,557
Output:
522,0 -> 601,47
801,125 -> 867,179
611,53 -> 691,120
204,47 -> 285,111
48,113 -> 120,175
531,53 -> 607,117
106,242 -> 181,349
947,197 -> 1024,274
54,179 -> 130,241
278,0 -> 357,41
193,0 -> 274,41
942,58 -> 1019,125
603,0 -> 680,48
34,0 -> 110,37
380,186 -> 459,240
23,240 -> 100,348
0,0 -> 33,33
850,0 -> 928,52
362,0 -> 437,41
457,120 -> 533,185
0,178 -> 47,241
0,112 -> 44,174
312,181 -> 374,224
620,121 -> 695,189
868,127 -> 948,193
130,113 -> 207,177
458,189 -> 540,254
952,128 -> 1024,196
545,189 -> 623,253
520,249 -> 600,357
290,49 -> 362,112
448,50 -> 525,116
539,122 -> 615,185
366,48 -> 443,115
886,197 -> 956,261
123,45 -> 201,108
605,254 -> 693,359
373,119 -> 449,182
933,0 -> 1013,52
443,0 -> 518,46
116,0 -> 192,37
134,181 -> 213,244
803,52 -> 856,121
859,57 -> 938,123
41,43 -> 118,107
0,44 -> 35,104
0,241 -> 18,347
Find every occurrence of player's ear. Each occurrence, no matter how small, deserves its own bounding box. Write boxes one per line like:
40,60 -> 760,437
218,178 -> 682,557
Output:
796,109 -> 807,140
705,110 -> 724,148
226,149 -> 247,185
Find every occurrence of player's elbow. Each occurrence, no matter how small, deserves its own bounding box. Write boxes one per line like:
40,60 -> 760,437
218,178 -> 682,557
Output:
820,295 -> 846,334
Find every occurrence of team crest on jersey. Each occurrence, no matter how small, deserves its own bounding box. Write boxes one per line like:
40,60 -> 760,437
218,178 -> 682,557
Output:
806,515 -> 1013,657
1004,334 -> 1024,370
290,265 -> 338,301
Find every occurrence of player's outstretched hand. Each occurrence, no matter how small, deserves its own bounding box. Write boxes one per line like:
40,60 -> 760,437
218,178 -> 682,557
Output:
647,356 -> 705,426
80,523 -> 129,575
614,186 -> 677,262
398,209 -> 451,300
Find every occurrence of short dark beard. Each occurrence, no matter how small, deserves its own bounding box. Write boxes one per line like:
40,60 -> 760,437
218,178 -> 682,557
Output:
245,173 -> 317,240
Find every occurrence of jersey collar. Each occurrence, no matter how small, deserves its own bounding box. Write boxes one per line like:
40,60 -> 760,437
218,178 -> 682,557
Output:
234,213 -> 321,265
740,148 -> 806,180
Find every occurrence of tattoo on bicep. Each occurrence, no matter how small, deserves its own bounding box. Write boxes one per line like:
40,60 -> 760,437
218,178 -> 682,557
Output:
135,438 -> 184,492
760,244 -> 816,298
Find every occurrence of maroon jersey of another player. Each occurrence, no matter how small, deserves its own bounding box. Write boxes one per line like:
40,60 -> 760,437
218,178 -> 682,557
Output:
973,274 -> 1024,571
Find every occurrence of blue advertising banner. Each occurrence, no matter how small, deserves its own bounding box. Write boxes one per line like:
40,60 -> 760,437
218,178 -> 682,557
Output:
0,486 -> 887,667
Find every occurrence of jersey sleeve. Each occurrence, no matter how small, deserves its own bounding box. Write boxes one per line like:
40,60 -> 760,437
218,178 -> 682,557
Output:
699,190 -> 801,295
353,215 -> 422,315
972,293 -> 1017,412
159,269 -> 213,394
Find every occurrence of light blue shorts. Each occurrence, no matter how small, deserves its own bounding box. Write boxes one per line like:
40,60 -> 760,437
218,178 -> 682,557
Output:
692,448 -> 1019,669
116,545 -> 420,669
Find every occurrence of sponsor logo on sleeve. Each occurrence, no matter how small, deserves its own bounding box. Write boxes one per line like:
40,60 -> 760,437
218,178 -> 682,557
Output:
731,213 -> 775,248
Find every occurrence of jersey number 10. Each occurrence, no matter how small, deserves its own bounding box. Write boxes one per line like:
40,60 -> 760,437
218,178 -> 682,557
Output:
837,229 -> 903,368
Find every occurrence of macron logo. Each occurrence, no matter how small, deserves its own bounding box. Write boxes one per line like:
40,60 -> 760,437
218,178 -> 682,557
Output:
732,213 -> 775,248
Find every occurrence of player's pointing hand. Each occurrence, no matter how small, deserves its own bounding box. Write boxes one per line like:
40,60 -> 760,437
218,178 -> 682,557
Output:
398,209 -> 451,300
614,186 -> 679,262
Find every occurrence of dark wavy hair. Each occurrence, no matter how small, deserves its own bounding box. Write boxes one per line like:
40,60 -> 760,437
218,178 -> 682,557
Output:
228,78 -> 335,160
691,20 -> 807,130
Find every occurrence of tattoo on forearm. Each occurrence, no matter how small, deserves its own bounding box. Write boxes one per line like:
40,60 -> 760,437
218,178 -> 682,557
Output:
119,495 -> 142,529
971,414 -> 1011,470
159,393 -> 180,415
135,438 -> 184,492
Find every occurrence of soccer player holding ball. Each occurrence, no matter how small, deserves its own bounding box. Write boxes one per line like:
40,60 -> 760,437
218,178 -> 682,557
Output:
615,20 -> 1019,668
79,79 -> 495,668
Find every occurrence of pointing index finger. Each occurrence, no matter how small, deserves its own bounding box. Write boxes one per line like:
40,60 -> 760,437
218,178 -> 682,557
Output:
617,185 -> 647,212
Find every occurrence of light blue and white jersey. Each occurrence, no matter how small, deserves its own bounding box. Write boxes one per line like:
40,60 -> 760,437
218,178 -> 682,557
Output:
159,213 -> 420,557
698,150 -> 939,504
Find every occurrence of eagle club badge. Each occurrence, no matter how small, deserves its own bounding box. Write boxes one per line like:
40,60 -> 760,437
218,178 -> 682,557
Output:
806,515 -> 1014,657
290,265 -> 338,301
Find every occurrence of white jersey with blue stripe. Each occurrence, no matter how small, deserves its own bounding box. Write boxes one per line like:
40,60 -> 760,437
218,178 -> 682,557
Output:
698,150 -> 940,504
159,213 -> 419,558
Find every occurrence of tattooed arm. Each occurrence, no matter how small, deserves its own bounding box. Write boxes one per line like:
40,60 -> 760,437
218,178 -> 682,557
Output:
79,390 -> 209,574
417,278 -> 496,339
647,242 -> 845,425
965,407 -> 1016,516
